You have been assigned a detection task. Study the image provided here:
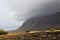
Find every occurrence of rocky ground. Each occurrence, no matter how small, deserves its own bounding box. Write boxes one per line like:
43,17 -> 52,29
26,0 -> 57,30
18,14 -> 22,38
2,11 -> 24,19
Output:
0,30 -> 60,40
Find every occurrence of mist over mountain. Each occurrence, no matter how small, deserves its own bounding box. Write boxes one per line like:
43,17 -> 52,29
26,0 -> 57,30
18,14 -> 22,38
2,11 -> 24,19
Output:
16,0 -> 60,21
14,0 -> 60,32
17,13 -> 60,31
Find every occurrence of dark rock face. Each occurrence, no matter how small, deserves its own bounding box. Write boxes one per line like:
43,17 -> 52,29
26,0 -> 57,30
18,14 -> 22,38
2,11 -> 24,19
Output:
17,13 -> 60,31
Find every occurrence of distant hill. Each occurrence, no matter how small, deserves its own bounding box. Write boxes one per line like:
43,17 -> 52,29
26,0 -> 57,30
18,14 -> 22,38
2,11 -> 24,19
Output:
17,12 -> 60,31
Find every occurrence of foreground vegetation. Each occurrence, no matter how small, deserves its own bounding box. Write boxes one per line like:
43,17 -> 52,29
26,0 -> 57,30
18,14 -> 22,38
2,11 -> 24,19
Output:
0,29 -> 8,35
0,30 -> 60,40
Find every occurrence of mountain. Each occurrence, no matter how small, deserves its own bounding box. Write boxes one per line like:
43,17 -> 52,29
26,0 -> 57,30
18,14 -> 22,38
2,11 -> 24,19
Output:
17,12 -> 60,31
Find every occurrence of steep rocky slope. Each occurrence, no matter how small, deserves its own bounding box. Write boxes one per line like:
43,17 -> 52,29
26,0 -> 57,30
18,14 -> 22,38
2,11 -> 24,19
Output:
17,13 -> 60,31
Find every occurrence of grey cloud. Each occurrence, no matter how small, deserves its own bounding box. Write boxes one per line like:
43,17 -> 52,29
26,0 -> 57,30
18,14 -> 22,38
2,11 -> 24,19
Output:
0,0 -> 60,30
3,0 -> 60,21
15,0 -> 60,21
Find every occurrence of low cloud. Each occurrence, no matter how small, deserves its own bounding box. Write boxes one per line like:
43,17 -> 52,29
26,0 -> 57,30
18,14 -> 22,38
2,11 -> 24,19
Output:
0,0 -> 60,30
1,0 -> 60,21
15,0 -> 60,21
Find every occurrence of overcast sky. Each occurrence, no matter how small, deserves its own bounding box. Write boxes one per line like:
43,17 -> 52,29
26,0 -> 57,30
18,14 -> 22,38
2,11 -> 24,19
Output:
0,0 -> 60,31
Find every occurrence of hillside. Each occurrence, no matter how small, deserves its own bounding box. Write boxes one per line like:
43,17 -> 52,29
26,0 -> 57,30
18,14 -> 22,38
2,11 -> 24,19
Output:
17,13 -> 60,31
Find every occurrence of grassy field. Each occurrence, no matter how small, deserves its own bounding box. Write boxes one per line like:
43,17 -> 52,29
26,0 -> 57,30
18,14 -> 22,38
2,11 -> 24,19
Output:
0,30 -> 60,40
